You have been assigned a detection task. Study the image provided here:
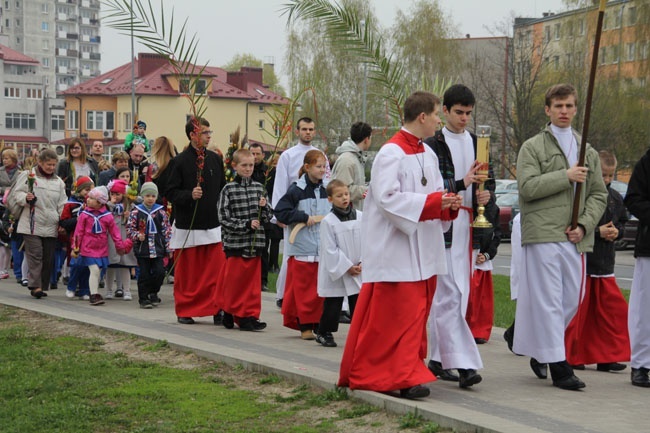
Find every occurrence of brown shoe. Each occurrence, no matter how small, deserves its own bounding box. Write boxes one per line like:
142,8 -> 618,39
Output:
300,330 -> 316,340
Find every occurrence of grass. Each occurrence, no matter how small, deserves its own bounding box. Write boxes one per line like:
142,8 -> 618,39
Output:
0,307 -> 452,433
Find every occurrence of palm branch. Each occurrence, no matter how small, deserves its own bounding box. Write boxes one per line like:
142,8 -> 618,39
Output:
282,0 -> 406,123
103,0 -> 209,120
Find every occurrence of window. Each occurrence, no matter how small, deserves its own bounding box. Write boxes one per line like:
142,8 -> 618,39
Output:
5,19 -> 10,29
41,21 -> 49,32
42,39 -> 49,50
26,88 -> 43,99
613,8 -> 622,29
554,23 -> 561,40
51,114 -> 65,131
544,26 -> 550,43
566,21 -> 573,38
628,7 -> 637,26
641,42 -> 649,60
4,1 -> 9,10
579,19 -> 585,35
15,1 -> 20,8
566,53 -> 573,68
600,47 -> 607,65
42,57 -> 50,68
122,112 -> 132,131
553,55 -> 560,70
4,87 -> 20,98
42,3 -> 48,13
626,43 -> 635,61
179,78 -> 207,94
67,110 -> 79,130
15,18 -> 20,27
611,45 -> 619,64
576,52 -> 584,69
258,119 -> 265,130
86,110 -> 115,130
603,12 -> 608,30
5,113 -> 36,130
258,105 -> 265,112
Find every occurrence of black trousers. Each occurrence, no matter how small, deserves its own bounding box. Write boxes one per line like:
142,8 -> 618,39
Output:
319,294 -> 358,334
136,257 -> 164,302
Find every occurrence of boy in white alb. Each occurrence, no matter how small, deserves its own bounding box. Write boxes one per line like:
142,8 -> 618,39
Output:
515,83 -> 607,390
316,180 -> 362,348
424,85 -> 492,388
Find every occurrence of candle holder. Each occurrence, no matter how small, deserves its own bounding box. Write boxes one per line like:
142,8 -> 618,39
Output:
472,125 -> 492,229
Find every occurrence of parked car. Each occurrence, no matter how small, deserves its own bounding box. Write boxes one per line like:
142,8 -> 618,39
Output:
496,192 -> 518,239
615,215 -> 638,250
495,179 -> 517,196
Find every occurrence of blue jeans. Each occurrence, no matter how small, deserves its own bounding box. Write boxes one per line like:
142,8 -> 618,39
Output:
67,257 -> 90,297
10,236 -> 24,279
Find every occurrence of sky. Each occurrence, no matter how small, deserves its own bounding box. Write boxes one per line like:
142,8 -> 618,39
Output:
100,0 -> 567,86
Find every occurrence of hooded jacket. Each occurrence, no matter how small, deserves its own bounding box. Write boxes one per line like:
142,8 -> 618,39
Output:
332,140 -> 367,210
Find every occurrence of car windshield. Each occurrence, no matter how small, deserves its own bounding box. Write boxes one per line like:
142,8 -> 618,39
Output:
496,192 -> 519,207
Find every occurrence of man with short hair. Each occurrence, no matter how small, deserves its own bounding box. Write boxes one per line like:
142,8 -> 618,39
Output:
128,142 -> 149,188
515,83 -> 607,390
98,151 -> 130,186
166,117 -> 227,325
271,117 -> 330,307
331,122 -> 371,211
91,141 -> 105,166
424,84 -> 492,388
249,142 -> 271,292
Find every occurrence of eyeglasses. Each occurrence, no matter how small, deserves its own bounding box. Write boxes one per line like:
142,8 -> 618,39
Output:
200,131 -> 214,136
71,147 -> 81,150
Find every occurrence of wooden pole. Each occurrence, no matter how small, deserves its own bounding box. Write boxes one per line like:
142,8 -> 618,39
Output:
571,0 -> 607,229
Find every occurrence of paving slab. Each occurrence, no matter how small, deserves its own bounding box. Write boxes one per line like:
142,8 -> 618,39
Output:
1,280 -> 648,433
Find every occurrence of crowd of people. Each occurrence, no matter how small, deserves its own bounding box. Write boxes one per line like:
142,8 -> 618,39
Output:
1,81 -> 649,399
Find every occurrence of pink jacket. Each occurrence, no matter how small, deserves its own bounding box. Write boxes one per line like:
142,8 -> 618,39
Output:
73,206 -> 132,258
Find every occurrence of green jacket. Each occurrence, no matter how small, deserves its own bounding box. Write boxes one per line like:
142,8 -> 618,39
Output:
516,124 -> 607,253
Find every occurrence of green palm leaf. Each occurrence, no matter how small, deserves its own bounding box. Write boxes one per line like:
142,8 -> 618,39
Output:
103,0 -> 209,119
282,0 -> 406,122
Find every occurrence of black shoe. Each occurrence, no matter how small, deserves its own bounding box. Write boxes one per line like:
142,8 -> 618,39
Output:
631,367 -> 650,387
261,284 -> 269,292
213,310 -> 224,326
552,375 -> 586,390
530,358 -> 548,379
139,300 -> 153,309
30,289 -> 46,299
148,293 -> 162,305
21,279 -> 28,287
427,360 -> 459,382
474,338 -> 487,344
239,317 -> 267,331
399,385 -> 430,399
458,369 -> 482,388
49,283 -> 58,290
89,294 -> 104,306
597,362 -> 627,372
315,332 -> 337,347
114,288 -> 124,298
222,313 -> 234,329
251,319 -> 267,331
571,364 -> 585,370
338,311 -> 351,324
276,299 -> 283,309
177,317 -> 195,325
503,323 -> 515,353
99,280 -> 105,289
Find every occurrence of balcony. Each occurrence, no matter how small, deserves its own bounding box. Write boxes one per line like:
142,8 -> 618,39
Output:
57,13 -> 67,20
68,49 -> 79,57
56,48 -> 67,56
67,33 -> 79,40
81,17 -> 90,25
57,31 -> 67,39
89,36 -> 101,43
81,34 -> 89,42
89,52 -> 101,61
81,0 -> 89,7
81,69 -> 91,77
81,52 -> 90,59
56,66 -> 68,74
67,15 -> 78,22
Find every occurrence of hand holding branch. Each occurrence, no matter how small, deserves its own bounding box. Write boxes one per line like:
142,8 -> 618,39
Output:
567,163 -> 588,183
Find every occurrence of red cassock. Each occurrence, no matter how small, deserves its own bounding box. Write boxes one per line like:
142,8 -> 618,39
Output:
338,278 -> 437,392
565,276 -> 630,365
465,269 -> 494,341
173,243 -> 225,318
281,258 -> 323,330
219,256 -> 262,319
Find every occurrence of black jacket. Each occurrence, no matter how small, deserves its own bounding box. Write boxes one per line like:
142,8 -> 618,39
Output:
588,185 -> 627,274
57,158 -> 100,197
166,145 -> 226,230
424,129 -> 498,253
625,148 -> 650,258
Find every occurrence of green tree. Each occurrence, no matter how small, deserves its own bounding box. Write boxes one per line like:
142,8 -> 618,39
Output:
221,53 -> 286,95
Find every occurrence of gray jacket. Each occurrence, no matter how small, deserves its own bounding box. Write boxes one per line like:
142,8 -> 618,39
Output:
332,140 -> 367,210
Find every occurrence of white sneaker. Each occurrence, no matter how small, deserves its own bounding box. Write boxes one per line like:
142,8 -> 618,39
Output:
0,270 -> 9,279
82,295 -> 90,300
123,291 -> 132,301
66,290 -> 75,298
105,290 -> 114,299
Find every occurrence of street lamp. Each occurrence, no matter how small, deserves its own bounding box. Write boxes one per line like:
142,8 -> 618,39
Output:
361,19 -> 367,123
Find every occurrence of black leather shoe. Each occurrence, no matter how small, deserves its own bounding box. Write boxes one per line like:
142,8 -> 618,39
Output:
276,299 -> 283,309
503,322 -> 515,353
427,360 -> 459,382
474,338 -> 487,344
222,313 -> 234,329
552,374 -> 586,390
597,362 -> 627,372
631,367 -> 650,387
571,364 -> 585,370
213,311 -> 224,326
458,369 -> 482,388
338,311 -> 352,324
399,385 -> 430,399
530,358 -> 548,379
177,317 -> 195,325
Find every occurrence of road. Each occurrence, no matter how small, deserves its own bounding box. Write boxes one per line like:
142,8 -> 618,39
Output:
493,242 -> 636,290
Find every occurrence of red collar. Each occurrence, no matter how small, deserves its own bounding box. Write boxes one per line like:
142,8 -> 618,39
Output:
388,129 -> 425,155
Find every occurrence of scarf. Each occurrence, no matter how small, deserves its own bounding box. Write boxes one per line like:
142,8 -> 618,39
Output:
331,204 -> 357,222
136,203 -> 163,234
81,209 -> 111,234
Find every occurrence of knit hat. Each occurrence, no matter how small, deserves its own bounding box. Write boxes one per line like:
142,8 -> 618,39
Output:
136,120 -> 147,129
88,186 -> 109,205
108,179 -> 128,195
140,182 -> 158,197
75,176 -> 94,194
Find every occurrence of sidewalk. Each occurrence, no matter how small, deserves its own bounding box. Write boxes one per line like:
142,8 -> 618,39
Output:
1,280 -> 648,433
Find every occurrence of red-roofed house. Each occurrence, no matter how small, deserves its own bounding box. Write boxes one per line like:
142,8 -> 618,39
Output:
60,53 -> 288,153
